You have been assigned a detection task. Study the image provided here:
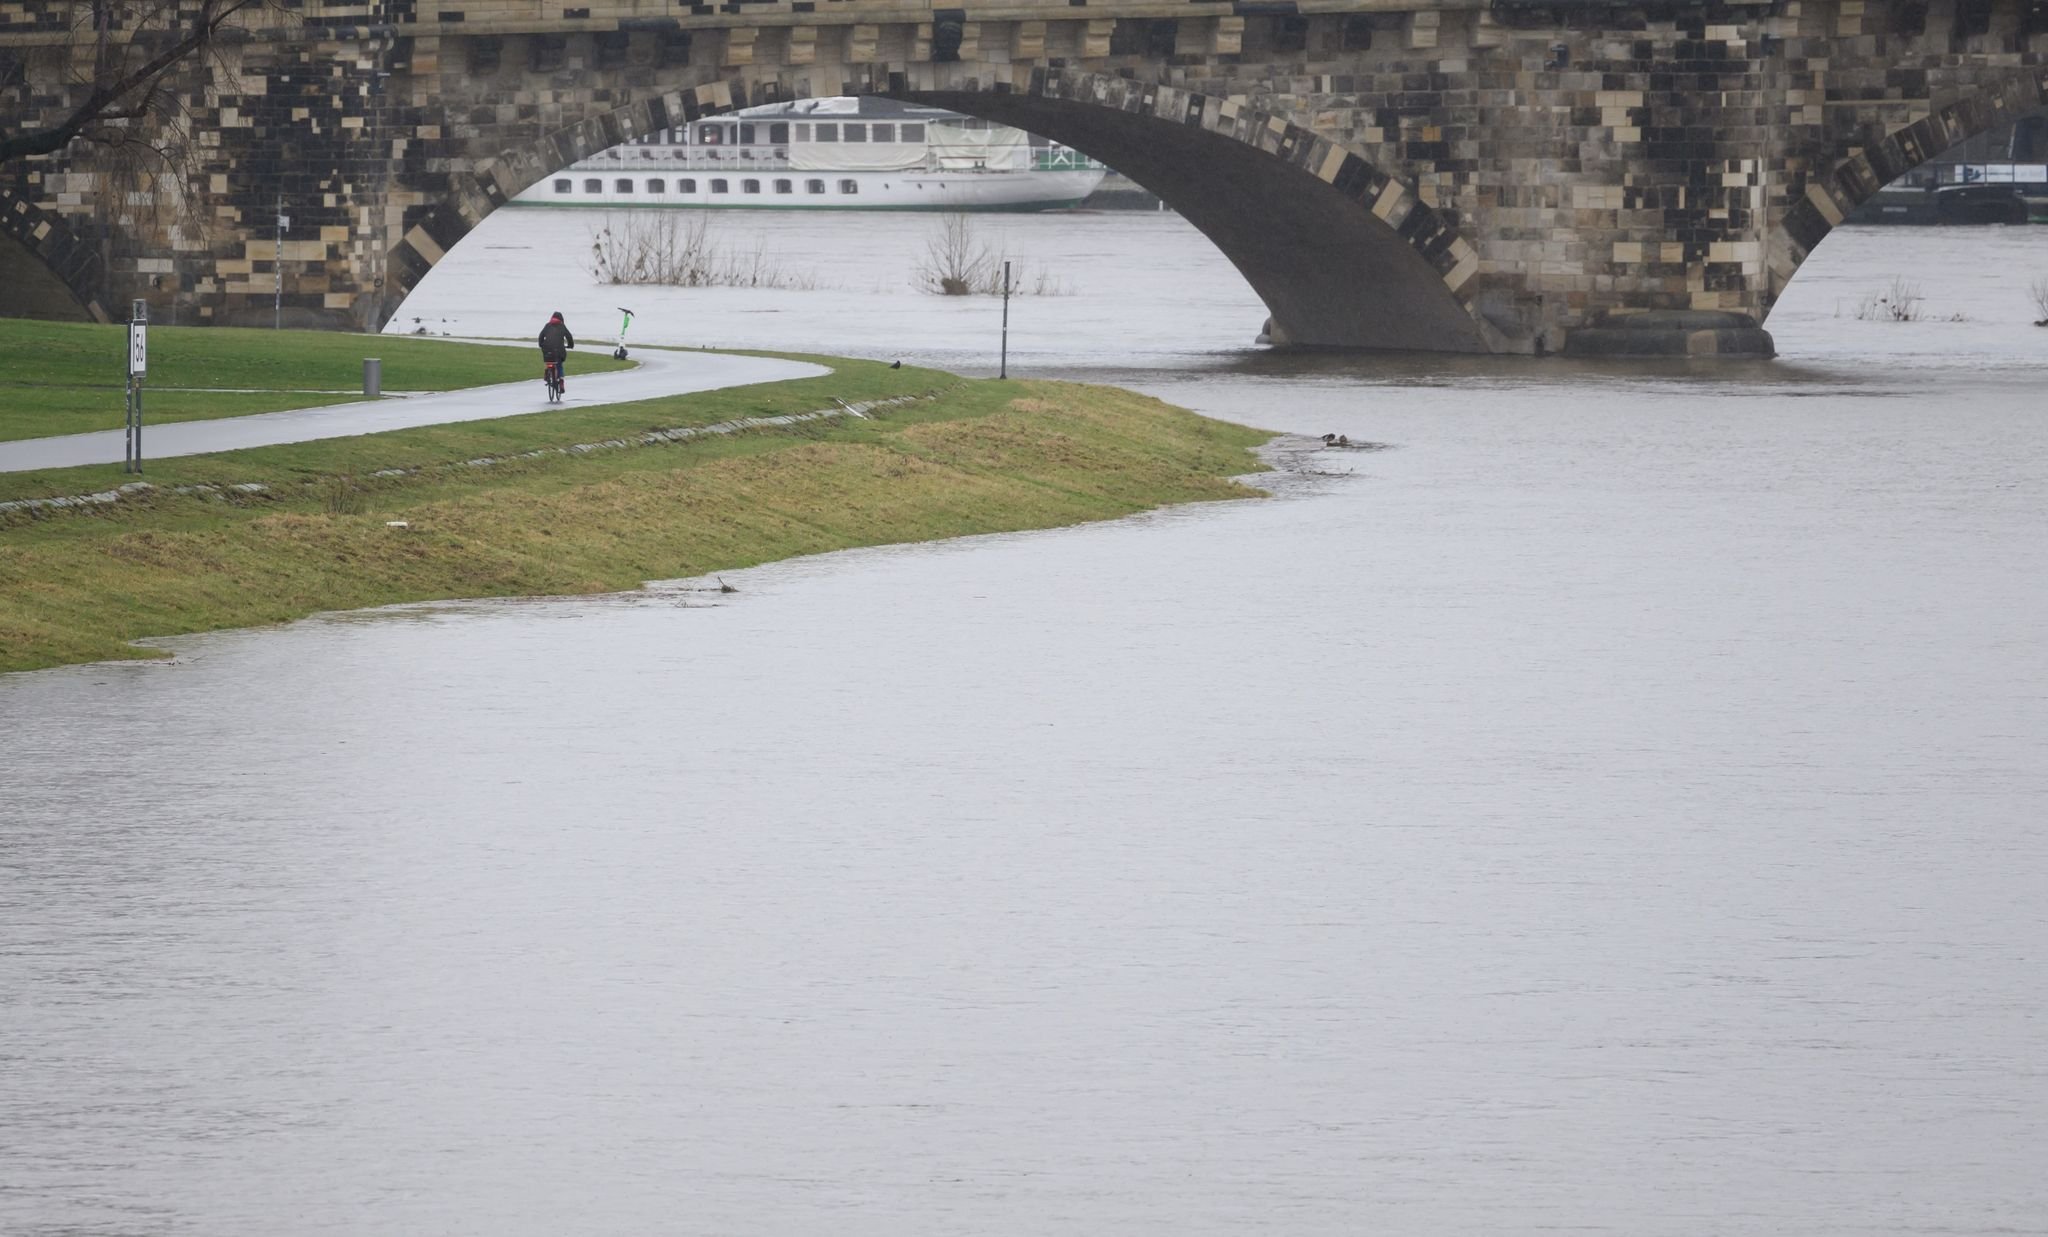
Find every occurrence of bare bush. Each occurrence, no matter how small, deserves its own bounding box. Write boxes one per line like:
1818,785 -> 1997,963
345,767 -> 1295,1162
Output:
915,212 -> 998,295
2031,276 -> 2048,326
587,213 -> 816,290
913,212 -> 1069,297
1854,277 -> 1926,322
319,477 -> 366,515
1025,267 -> 1072,297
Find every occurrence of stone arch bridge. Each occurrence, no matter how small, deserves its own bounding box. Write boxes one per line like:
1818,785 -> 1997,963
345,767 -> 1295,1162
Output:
3,0 -> 2044,354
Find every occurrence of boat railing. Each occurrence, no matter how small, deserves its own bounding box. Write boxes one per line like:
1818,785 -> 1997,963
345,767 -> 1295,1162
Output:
1934,162 -> 2048,186
1033,147 -> 1104,172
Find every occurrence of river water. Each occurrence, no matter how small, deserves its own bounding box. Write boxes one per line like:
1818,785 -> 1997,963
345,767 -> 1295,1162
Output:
4,212 -> 2046,1236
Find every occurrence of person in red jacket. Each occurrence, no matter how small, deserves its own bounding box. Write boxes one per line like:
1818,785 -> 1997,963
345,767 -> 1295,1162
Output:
538,311 -> 575,390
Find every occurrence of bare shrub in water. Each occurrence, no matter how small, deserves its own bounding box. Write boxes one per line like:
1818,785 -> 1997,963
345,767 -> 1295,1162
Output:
1853,276 -> 1926,322
915,212 -> 998,296
913,212 -> 1069,297
587,213 -> 816,289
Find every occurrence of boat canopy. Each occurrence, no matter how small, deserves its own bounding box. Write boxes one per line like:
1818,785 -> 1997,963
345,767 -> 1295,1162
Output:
787,136 -> 927,172
928,121 -> 1028,170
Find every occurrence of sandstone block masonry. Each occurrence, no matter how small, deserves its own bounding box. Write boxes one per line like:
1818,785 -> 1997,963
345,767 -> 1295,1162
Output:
3,0 -> 2044,354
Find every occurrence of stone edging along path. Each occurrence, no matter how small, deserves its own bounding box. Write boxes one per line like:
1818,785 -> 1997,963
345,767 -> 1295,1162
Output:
0,390 -> 946,523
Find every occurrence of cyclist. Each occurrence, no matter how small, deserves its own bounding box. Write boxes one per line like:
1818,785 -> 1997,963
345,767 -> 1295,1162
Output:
538,311 -> 575,393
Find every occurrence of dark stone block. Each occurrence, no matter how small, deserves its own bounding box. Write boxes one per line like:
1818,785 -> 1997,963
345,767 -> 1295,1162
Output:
465,36 -> 500,74
1565,315 -> 1774,358
932,8 -> 965,61
528,34 -> 566,72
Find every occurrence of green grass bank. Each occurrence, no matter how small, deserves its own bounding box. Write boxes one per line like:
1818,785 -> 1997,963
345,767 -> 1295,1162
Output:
0,353 -> 1272,675
0,320 -> 633,442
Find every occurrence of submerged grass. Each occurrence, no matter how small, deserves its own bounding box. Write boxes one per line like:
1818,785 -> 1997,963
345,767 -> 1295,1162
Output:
0,358 -> 1273,675
0,320 -> 634,442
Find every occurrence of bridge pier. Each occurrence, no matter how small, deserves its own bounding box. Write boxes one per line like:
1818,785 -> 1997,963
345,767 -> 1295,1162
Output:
1562,312 -> 1777,359
3,0 -> 2043,355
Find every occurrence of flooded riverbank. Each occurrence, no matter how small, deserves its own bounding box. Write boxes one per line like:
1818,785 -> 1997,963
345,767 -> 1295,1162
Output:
5,215 -> 2046,1236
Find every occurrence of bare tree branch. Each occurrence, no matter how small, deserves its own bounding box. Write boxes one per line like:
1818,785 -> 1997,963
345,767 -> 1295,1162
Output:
0,0 -> 265,166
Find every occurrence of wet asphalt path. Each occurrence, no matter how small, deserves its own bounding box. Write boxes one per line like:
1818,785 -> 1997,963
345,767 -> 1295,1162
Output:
0,346 -> 827,474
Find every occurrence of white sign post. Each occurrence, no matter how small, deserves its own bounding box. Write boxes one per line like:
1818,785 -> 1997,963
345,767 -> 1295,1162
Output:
275,203 -> 290,330
125,300 -> 147,475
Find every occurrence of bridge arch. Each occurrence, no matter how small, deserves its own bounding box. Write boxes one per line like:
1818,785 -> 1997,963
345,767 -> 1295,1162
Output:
1766,68 -> 2048,316
0,190 -> 104,323
383,67 -> 1491,352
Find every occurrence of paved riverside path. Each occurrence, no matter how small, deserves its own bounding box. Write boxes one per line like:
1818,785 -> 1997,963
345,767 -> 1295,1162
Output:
0,346 -> 828,474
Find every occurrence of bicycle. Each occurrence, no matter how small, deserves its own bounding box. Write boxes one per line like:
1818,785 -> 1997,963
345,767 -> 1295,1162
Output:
542,358 -> 565,402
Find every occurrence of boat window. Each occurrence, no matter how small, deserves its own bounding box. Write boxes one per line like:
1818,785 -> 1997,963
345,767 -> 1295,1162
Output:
553,178 -> 571,193
738,124 -> 756,144
768,123 -> 789,144
814,124 -> 837,142
870,124 -> 894,143
647,178 -> 665,193
843,124 -> 867,143
774,179 -> 793,194
743,179 -> 761,194
711,179 -> 729,193
698,124 -> 722,144
679,178 -> 697,193
805,179 -> 826,194
900,124 -> 924,142
640,149 -> 655,160
615,179 -> 633,193
583,178 -> 602,193
838,179 -> 859,194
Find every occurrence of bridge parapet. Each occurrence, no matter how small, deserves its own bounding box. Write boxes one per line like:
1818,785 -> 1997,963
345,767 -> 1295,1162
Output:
3,0 -> 2044,352
0,0 -> 1491,38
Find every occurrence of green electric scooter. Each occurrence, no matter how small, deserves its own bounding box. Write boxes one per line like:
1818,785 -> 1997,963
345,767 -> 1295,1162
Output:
613,307 -> 634,360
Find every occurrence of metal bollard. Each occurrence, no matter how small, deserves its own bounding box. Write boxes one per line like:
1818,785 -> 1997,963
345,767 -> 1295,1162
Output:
364,358 -> 382,397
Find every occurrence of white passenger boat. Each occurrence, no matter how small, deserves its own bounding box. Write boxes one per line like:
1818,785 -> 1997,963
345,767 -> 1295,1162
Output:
510,97 -> 1107,213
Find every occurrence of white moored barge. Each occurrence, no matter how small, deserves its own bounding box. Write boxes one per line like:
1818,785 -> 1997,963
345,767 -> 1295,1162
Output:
509,97 -> 1107,213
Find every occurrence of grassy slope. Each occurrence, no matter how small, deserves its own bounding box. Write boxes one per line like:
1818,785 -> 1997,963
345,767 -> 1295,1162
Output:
0,359 -> 1273,674
0,320 -> 634,442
